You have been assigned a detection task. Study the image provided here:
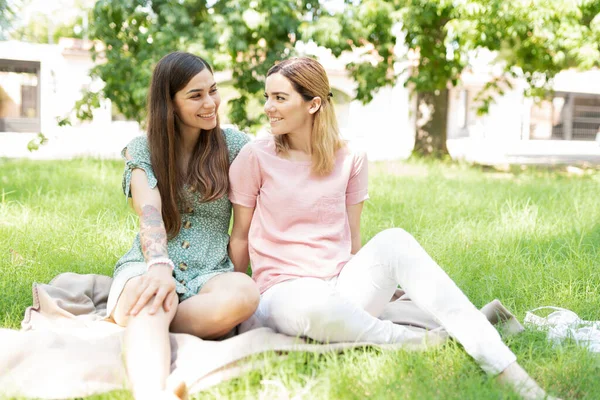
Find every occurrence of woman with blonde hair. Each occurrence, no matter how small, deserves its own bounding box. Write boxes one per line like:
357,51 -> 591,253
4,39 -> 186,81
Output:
228,57 -> 555,399
107,51 -> 259,400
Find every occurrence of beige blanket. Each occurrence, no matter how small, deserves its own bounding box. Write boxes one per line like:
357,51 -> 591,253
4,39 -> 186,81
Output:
0,273 -> 523,399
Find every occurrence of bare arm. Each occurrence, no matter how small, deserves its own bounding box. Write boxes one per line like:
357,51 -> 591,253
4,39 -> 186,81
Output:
229,204 -> 255,273
136,197 -> 168,262
347,202 -> 364,254
126,149 -> 176,315
127,150 -> 168,262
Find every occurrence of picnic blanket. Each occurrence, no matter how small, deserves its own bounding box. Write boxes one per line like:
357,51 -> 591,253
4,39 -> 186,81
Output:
0,272 -> 524,399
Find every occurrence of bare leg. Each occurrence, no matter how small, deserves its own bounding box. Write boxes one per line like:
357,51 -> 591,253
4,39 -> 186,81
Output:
112,276 -> 180,400
171,272 -> 259,339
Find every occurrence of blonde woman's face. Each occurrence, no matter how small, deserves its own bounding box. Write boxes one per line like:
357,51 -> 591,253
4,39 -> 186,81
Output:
264,73 -> 314,136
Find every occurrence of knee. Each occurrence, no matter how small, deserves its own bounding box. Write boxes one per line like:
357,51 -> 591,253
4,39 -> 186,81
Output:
112,276 -> 145,326
373,228 -> 422,254
373,228 -> 413,244
211,274 -> 259,325
230,274 -> 260,318
112,276 -> 178,327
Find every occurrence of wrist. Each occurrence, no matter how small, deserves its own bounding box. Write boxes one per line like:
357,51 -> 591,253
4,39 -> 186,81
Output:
146,257 -> 175,272
147,263 -> 173,274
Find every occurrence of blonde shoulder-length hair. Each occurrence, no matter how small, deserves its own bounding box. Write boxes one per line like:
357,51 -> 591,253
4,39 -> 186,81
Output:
267,57 -> 345,175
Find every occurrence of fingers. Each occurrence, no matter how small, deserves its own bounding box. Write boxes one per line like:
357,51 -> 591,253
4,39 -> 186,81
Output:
129,282 -> 158,316
149,286 -> 171,315
163,290 -> 176,312
126,277 -> 148,316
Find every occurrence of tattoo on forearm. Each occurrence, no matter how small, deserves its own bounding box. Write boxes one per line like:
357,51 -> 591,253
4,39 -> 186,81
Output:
140,205 -> 168,261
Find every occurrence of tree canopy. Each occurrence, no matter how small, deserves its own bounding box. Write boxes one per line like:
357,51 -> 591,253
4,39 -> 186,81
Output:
0,0 -> 17,39
78,0 -> 600,155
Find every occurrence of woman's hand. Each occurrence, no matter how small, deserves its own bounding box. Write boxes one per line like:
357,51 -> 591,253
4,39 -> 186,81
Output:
128,264 -> 177,316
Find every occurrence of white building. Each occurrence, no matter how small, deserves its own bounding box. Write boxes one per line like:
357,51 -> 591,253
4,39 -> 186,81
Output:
0,38 -> 141,159
0,39 -> 113,132
446,51 -> 600,164
0,38 -> 417,160
1,39 -> 598,163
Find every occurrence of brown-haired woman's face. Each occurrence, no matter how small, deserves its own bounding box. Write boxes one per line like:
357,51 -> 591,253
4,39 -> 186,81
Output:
264,72 -> 314,136
174,68 -> 221,133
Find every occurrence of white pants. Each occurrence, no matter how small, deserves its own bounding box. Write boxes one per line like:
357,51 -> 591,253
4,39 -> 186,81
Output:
253,228 -> 516,375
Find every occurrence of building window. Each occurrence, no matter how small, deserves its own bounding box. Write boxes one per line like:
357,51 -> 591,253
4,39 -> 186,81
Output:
0,59 -> 41,133
551,93 -> 600,140
21,84 -> 38,118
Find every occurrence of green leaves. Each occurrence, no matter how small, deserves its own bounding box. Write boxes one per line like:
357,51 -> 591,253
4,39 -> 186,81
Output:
81,0 -> 306,130
76,0 -> 598,154
356,0 -> 599,155
26,133 -> 48,152
88,0 -> 209,122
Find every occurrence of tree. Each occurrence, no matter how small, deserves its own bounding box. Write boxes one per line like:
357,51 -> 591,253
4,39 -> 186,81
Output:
10,13 -> 88,43
84,0 -> 320,128
80,0 -> 600,156
5,0 -> 93,44
314,0 -> 600,156
0,0 -> 19,40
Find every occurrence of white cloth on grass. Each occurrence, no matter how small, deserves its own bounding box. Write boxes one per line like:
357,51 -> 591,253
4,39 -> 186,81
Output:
525,306 -> 600,352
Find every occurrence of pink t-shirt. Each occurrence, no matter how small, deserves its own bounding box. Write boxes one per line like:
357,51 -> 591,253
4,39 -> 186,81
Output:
228,136 -> 369,293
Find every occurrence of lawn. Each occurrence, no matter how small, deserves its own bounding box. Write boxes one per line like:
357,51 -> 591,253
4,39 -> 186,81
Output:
1,157 -> 599,399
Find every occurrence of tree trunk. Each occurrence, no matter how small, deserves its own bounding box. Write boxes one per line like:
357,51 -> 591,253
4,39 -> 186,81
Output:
413,90 -> 449,157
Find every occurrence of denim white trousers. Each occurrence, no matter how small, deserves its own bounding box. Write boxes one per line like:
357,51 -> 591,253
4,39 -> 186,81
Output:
253,228 -> 516,375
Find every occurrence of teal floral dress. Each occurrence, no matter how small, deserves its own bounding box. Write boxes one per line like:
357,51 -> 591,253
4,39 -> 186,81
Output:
107,128 -> 250,315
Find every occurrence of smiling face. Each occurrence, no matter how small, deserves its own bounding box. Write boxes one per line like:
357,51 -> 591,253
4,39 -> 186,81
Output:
264,72 -> 316,137
173,68 -> 220,134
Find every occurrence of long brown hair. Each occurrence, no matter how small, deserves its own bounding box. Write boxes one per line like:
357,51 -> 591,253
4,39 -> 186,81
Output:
147,52 -> 229,238
267,57 -> 344,175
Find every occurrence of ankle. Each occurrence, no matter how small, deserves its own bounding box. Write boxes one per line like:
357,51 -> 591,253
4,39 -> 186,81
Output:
497,362 -> 550,400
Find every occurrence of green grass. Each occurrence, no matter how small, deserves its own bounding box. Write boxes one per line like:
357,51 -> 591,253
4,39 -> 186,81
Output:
1,157 -> 599,399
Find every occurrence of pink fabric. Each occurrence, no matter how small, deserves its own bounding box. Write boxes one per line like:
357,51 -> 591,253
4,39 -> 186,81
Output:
229,136 -> 369,293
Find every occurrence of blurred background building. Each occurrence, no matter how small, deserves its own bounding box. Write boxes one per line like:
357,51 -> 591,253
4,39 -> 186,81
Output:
1,0 -> 599,164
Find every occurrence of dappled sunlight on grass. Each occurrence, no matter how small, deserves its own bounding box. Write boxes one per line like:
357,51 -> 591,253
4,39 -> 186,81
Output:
363,160 -> 600,317
498,198 -> 539,235
1,157 -> 599,399
0,158 -> 134,329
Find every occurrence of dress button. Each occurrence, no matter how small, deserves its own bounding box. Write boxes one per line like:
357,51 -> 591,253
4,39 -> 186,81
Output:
179,262 -> 188,271
186,206 -> 194,213
182,241 -> 190,249
179,278 -> 186,285
189,186 -> 197,193
184,221 -> 192,229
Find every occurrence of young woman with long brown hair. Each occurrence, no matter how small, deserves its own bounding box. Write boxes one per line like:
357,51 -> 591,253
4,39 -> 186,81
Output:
228,57 -> 556,400
106,52 -> 259,400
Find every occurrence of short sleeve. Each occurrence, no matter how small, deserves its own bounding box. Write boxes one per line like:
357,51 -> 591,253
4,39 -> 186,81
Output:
121,136 -> 158,200
228,144 -> 261,208
346,150 -> 369,205
223,127 -> 251,164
